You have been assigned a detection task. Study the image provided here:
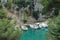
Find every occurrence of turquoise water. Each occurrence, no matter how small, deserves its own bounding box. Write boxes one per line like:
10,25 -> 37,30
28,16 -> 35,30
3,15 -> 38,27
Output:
20,28 -> 48,40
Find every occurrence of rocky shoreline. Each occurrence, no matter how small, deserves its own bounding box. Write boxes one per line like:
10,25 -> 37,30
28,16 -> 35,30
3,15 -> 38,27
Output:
20,21 -> 48,30
7,10 -> 48,31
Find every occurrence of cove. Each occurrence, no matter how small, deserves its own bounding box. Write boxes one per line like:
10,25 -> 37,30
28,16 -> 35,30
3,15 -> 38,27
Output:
20,28 -> 48,40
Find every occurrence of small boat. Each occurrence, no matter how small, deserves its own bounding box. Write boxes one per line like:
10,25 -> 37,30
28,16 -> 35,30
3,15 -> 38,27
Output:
30,24 -> 39,29
34,25 -> 39,29
35,23 -> 43,28
29,24 -> 34,28
41,23 -> 48,28
34,23 -> 40,29
38,24 -> 42,28
21,26 -> 28,30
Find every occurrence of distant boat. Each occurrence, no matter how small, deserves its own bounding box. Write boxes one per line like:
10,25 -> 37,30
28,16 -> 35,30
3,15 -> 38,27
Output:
21,26 -> 28,31
29,24 -> 39,29
34,25 -> 39,29
38,24 -> 42,28
29,24 -> 34,29
41,22 -> 48,28
35,22 -> 48,28
35,23 -> 42,28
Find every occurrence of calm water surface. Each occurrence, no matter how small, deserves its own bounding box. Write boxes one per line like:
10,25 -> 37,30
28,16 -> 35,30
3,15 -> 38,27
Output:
20,28 -> 48,40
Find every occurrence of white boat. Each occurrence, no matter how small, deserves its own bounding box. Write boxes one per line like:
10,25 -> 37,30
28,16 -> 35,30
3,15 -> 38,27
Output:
30,24 -> 39,29
35,23 -> 44,28
39,24 -> 42,28
35,22 -> 48,28
21,26 -> 28,30
29,24 -> 34,28
34,25 -> 39,29
34,23 -> 40,29
41,23 -> 48,28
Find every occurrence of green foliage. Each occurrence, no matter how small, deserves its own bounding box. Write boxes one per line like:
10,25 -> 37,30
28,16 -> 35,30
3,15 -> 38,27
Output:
14,0 -> 21,4
14,0 -> 27,8
0,19 -> 22,40
6,0 -> 12,9
48,10 -> 60,40
0,4 -> 2,9
0,9 -> 22,40
39,0 -> 48,7
41,0 -> 53,14
23,11 -> 28,23
38,0 -> 60,15
0,9 -> 7,19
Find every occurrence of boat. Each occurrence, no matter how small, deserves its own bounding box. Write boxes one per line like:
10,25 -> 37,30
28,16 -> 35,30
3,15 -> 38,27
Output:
29,24 -> 39,29
38,24 -> 42,28
35,23 -> 44,28
35,22 -> 48,28
21,26 -> 28,30
29,24 -> 34,29
34,25 -> 39,29
41,22 -> 48,28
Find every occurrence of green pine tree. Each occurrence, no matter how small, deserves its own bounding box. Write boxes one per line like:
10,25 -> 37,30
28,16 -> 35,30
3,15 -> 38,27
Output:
0,9 -> 22,40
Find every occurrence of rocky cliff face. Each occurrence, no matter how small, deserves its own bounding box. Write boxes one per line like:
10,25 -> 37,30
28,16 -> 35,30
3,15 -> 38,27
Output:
1,0 -> 7,3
